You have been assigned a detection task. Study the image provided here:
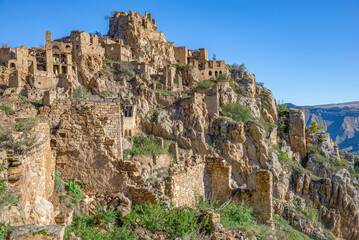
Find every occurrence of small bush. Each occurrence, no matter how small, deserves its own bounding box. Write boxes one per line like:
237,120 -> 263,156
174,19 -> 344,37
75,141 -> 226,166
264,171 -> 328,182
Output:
196,80 -> 214,88
307,143 -> 324,163
54,170 -> 62,192
65,210 -> 136,240
0,118 -> 44,155
215,74 -> 229,82
0,105 -> 13,115
230,83 -> 248,97
222,103 -> 253,123
72,86 -> 90,99
0,165 -> 18,206
123,203 -> 205,238
218,202 -> 256,230
0,223 -> 11,240
329,157 -> 349,172
306,122 -> 327,134
64,180 -> 83,203
303,202 -> 319,223
274,215 -> 312,240
231,63 -> 246,71
125,136 -> 167,157
257,82 -> 264,87
277,104 -> 287,115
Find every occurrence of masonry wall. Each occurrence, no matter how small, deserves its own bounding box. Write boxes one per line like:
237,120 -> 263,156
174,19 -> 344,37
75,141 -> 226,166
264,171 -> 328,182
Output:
48,99 -> 125,195
207,157 -> 232,201
166,157 -> 206,206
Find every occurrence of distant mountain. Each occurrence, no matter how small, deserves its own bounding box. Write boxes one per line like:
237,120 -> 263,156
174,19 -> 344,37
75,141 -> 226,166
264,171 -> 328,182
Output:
287,101 -> 359,155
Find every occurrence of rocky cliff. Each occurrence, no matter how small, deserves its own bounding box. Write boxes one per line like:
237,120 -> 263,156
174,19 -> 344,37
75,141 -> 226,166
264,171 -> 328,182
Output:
0,10 -> 358,240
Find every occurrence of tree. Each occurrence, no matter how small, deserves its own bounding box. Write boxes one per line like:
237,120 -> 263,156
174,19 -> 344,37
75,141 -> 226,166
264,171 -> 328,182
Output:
306,121 -> 327,134
231,63 -> 246,71
212,53 -> 217,61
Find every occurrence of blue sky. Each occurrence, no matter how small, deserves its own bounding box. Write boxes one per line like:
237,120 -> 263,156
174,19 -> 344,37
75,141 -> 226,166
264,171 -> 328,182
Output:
1,0 -> 358,106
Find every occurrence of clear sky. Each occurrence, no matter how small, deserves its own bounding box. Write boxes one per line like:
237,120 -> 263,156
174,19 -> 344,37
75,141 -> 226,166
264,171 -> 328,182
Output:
1,0 -> 358,106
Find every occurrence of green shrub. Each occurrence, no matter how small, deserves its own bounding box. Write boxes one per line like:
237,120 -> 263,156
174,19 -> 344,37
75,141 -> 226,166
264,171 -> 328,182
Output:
0,165 -> 18,206
0,105 -> 13,115
303,202 -> 319,223
231,63 -> 246,71
54,170 -> 62,192
0,223 -> 11,240
277,104 -> 287,115
306,122 -> 327,134
72,86 -> 90,99
0,119 -> 43,155
114,61 -> 135,82
31,99 -> 42,109
307,143 -> 324,163
329,157 -> 349,172
196,80 -> 214,88
215,74 -> 229,82
230,83 -> 248,97
30,230 -> 50,236
123,203 -> 204,238
257,82 -> 264,87
274,215 -> 313,240
65,210 -> 136,240
218,202 -> 256,230
222,103 -> 253,123
64,180 -> 83,203
125,136 -> 167,157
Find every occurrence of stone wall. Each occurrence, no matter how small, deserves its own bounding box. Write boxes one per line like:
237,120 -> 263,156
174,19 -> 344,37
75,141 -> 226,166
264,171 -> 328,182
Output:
165,156 -> 207,206
207,156 -> 232,202
47,99 -> 125,195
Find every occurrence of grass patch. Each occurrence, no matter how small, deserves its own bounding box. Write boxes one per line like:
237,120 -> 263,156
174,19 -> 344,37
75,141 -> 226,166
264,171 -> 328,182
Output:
0,164 -> 18,206
196,80 -> 214,88
222,103 -> 253,123
64,179 -> 83,203
72,86 -> 90,100
273,144 -> 321,180
125,136 -> 170,157
274,215 -> 313,239
65,209 -> 136,240
230,83 -> 248,97
54,170 -> 62,192
123,203 -> 208,238
0,223 -> 11,240
0,105 -> 13,115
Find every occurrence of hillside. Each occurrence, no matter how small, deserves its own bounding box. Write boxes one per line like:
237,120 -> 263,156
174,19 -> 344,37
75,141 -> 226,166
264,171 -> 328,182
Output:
288,102 -> 359,155
0,10 -> 359,240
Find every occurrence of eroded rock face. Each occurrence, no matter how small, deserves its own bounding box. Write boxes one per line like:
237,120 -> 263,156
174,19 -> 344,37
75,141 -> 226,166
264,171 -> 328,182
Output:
289,108 -> 307,159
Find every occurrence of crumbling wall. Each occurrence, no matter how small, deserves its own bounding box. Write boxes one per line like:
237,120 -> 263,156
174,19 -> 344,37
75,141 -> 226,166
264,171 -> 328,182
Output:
48,99 -> 125,195
207,156 -> 232,202
166,156 -> 206,206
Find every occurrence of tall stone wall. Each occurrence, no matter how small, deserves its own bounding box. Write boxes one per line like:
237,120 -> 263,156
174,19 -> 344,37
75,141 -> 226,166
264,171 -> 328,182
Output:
166,157 -> 206,206
207,156 -> 232,202
47,99 -> 125,195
